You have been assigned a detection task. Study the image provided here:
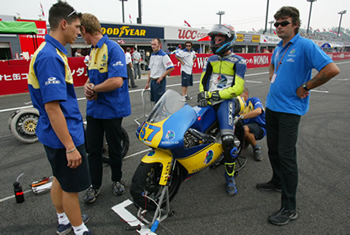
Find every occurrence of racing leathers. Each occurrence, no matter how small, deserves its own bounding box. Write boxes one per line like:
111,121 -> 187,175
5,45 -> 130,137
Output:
199,52 -> 246,195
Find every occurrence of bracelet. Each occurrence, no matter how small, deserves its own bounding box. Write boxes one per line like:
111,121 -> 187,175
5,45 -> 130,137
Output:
66,147 -> 77,154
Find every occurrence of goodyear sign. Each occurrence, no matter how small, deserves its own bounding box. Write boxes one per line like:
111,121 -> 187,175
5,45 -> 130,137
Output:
101,24 -> 164,39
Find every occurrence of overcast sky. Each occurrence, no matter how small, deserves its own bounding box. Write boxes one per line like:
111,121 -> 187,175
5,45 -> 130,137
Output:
1,0 -> 349,32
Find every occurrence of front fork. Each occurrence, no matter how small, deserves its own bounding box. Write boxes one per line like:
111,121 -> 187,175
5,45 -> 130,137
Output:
141,149 -> 174,186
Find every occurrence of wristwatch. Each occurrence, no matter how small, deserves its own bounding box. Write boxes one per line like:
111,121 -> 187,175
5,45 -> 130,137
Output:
302,83 -> 310,91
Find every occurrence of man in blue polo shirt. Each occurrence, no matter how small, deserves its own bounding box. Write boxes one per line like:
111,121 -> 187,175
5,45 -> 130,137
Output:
145,38 -> 174,103
80,13 -> 131,204
28,1 -> 91,234
256,6 -> 340,226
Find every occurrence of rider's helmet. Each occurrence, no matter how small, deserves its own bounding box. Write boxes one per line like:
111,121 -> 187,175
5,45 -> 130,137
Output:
208,24 -> 237,56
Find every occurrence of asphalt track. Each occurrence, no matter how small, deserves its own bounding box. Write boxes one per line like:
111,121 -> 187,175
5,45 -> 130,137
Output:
0,60 -> 349,234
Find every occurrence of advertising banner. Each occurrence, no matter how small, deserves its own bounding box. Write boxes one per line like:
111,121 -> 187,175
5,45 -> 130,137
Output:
0,57 -> 87,96
165,27 -> 209,41
101,23 -> 164,39
169,53 -> 272,76
1,53 -> 349,96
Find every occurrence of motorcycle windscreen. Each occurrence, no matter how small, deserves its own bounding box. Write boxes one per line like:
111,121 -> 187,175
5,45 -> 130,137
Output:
138,89 -> 189,148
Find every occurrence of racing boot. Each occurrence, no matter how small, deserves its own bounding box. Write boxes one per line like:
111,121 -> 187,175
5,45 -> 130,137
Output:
224,162 -> 237,196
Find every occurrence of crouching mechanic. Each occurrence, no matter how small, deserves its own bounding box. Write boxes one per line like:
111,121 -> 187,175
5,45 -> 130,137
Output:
197,24 -> 247,196
239,87 -> 266,161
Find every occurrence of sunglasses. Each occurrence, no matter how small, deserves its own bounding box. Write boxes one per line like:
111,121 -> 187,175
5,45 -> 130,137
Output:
66,9 -> 76,18
274,21 -> 291,27
185,45 -> 192,47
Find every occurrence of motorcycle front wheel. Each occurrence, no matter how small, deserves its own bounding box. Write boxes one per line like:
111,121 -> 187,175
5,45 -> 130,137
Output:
130,161 -> 183,211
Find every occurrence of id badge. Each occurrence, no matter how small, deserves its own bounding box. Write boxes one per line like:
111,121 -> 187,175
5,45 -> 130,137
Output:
271,73 -> 277,83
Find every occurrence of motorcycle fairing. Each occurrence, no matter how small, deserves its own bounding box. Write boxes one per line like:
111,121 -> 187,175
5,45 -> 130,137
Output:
141,149 -> 173,186
177,143 -> 223,175
158,104 -> 197,149
191,105 -> 217,133
138,118 -> 167,148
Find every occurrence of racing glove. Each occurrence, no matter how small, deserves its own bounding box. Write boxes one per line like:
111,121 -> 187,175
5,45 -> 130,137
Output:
197,91 -> 208,107
197,91 -> 221,107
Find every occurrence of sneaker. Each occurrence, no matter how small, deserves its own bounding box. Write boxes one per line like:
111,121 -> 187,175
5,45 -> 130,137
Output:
253,145 -> 263,161
180,96 -> 186,102
268,208 -> 298,226
256,181 -> 282,192
113,181 -> 125,196
83,187 -> 100,204
225,173 -> 238,196
185,95 -> 192,100
57,214 -> 90,235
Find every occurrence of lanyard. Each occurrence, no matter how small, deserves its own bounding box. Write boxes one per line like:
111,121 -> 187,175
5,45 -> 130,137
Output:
275,44 -> 291,72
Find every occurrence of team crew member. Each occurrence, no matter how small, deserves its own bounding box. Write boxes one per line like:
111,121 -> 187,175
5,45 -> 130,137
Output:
239,87 -> 266,161
27,1 -> 91,234
145,38 -> 174,103
81,13 -> 131,204
176,41 -> 197,101
198,24 -> 246,196
257,6 -> 340,226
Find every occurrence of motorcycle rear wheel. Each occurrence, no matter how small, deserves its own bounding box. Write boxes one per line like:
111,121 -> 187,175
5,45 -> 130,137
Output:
9,108 -> 39,144
101,127 -> 129,163
130,161 -> 183,211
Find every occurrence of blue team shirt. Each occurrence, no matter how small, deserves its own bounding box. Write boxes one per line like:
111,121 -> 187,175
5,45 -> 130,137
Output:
266,33 -> 333,115
87,35 -> 131,119
28,35 -> 84,149
241,97 -> 266,136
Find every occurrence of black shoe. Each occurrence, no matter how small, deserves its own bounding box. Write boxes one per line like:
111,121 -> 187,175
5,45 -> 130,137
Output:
131,85 -> 138,88
268,208 -> 298,226
256,181 -> 282,192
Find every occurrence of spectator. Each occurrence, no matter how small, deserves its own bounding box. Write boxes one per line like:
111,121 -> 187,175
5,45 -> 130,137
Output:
239,87 -> 266,161
80,13 -> 131,204
75,48 -> 83,57
132,47 -> 142,80
145,38 -> 174,103
27,1 -> 91,234
257,6 -> 340,226
175,41 -> 197,101
125,47 -> 137,88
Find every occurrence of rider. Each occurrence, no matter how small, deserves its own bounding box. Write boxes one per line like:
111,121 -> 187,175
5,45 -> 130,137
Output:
198,24 -> 246,196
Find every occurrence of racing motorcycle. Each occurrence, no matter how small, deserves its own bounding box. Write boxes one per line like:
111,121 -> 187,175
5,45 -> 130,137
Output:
130,89 -> 246,226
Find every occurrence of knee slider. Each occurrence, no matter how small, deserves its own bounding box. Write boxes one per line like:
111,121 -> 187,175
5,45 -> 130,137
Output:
222,134 -> 235,155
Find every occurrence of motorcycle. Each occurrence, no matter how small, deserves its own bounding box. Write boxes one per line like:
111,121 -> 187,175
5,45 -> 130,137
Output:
8,108 -> 129,162
130,89 -> 246,228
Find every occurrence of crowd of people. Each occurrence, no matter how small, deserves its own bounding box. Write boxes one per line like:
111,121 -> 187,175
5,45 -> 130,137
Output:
27,1 -> 340,234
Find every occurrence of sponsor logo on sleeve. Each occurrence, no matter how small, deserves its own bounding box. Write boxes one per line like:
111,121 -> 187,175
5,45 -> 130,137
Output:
45,77 -> 60,85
